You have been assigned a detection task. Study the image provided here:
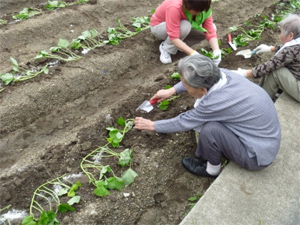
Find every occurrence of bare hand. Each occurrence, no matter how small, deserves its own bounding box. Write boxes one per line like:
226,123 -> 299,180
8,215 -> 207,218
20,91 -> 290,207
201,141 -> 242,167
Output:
134,117 -> 155,131
150,87 -> 176,103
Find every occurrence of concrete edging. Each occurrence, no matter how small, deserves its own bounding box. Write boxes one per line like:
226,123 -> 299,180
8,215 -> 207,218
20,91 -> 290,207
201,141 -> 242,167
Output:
180,92 -> 300,225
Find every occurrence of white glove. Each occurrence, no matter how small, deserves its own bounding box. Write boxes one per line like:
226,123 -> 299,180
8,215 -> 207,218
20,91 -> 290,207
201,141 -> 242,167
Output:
232,68 -> 247,77
212,49 -> 222,66
253,44 -> 271,54
190,50 -> 200,56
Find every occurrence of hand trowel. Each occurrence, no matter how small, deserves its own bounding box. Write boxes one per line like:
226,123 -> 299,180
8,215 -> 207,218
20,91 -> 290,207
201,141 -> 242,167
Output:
136,99 -> 159,113
235,49 -> 256,58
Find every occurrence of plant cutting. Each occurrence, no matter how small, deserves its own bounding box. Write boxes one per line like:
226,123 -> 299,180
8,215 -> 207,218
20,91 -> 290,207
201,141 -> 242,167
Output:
21,174 -> 81,224
104,19 -> 138,45
35,39 -> 81,62
71,29 -> 105,50
0,57 -> 49,86
157,86 -> 180,111
106,118 -> 134,147
80,118 -> 138,196
131,16 -> 150,32
0,19 -> 7,25
13,7 -> 42,20
45,1 -> 67,10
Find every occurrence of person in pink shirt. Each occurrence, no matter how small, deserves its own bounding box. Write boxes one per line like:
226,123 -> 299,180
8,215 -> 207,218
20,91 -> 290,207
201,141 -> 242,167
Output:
150,0 -> 221,65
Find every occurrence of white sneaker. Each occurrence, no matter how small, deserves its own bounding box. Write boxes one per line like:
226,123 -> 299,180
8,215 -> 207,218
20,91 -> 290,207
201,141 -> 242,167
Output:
159,42 -> 172,64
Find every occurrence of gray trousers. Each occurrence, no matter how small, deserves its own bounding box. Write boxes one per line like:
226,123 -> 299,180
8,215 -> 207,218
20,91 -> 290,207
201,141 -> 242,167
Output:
196,122 -> 268,171
150,20 -> 206,54
259,67 -> 300,103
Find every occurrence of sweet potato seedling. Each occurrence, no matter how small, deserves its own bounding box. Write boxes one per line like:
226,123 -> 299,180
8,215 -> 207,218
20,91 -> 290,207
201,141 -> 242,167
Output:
158,87 -> 180,111
71,29 -> 105,50
13,7 -> 42,20
131,16 -> 150,32
45,1 -> 67,10
22,174 -> 81,224
35,39 -> 81,62
0,57 -> 49,87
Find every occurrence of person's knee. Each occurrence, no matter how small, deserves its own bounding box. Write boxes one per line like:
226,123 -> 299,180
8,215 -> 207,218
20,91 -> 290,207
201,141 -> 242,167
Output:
200,122 -> 222,136
180,20 -> 192,36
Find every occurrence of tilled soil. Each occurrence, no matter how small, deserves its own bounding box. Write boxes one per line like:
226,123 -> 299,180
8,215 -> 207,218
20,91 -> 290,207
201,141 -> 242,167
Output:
0,0 -> 285,224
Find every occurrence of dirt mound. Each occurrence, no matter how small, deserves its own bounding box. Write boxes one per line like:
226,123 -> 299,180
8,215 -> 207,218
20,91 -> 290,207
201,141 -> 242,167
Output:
0,0 -> 286,224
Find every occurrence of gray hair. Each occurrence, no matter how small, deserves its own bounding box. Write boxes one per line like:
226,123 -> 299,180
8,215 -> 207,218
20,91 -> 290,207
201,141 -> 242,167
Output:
178,54 -> 221,90
279,14 -> 300,39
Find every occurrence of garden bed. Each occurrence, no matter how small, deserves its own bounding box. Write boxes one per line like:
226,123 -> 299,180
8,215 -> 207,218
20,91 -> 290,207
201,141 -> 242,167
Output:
0,0 -> 293,224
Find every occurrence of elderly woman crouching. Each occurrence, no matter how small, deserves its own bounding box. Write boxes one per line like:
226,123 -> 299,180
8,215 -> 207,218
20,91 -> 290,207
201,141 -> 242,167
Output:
235,14 -> 300,102
134,55 -> 281,177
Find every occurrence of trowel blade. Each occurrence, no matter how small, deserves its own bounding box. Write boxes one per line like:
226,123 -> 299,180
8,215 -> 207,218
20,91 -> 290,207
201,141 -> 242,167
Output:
136,100 -> 154,113
236,49 -> 252,58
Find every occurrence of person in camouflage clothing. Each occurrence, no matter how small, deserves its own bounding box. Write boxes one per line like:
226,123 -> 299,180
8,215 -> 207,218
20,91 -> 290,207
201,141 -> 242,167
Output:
233,14 -> 300,102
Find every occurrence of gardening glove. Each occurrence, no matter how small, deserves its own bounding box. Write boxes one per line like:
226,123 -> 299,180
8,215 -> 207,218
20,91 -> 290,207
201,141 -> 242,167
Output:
190,50 -> 200,56
232,68 -> 247,77
253,44 -> 271,54
212,49 -> 222,66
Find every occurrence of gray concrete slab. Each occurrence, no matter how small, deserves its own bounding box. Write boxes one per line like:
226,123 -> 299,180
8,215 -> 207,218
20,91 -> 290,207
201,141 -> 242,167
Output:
180,92 -> 300,225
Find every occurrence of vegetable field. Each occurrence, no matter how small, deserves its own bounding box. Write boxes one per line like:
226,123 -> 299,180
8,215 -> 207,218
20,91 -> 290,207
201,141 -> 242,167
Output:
0,0 -> 296,224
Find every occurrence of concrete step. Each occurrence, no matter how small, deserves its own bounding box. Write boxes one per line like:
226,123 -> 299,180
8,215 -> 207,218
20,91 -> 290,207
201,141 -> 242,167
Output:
180,92 -> 300,225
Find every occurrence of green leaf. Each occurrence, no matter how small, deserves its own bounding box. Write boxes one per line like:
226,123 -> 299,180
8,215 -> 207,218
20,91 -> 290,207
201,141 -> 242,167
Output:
67,196 -> 81,205
100,165 -> 112,179
118,148 -> 132,167
57,203 -> 75,213
58,39 -> 70,48
95,180 -> 108,187
107,176 -> 123,191
67,181 -> 81,197
0,73 -> 14,85
94,185 -> 110,197
10,57 -> 18,67
107,129 -> 123,147
170,72 -> 181,80
37,210 -> 58,225
117,117 -> 126,127
58,188 -> 68,196
22,215 -> 36,225
90,29 -> 98,37
50,47 -> 61,53
159,100 -> 169,111
121,168 -> 138,187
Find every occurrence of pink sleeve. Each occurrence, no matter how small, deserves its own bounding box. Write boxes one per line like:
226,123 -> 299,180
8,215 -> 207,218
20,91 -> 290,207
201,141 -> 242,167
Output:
202,15 -> 217,41
165,6 -> 182,40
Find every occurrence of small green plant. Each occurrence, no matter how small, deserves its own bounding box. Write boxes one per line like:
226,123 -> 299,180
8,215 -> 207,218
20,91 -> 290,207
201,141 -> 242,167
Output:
159,95 -> 180,111
0,57 -> 49,86
188,193 -> 202,210
170,72 -> 181,80
21,174 -> 81,224
229,16 -> 276,47
45,1 -> 67,10
106,118 -> 134,147
13,7 -> 42,20
35,39 -> 82,62
71,29 -> 105,50
68,0 -> 89,5
0,19 -> 7,25
104,19 -> 138,45
131,16 -> 150,32
81,118 -> 138,196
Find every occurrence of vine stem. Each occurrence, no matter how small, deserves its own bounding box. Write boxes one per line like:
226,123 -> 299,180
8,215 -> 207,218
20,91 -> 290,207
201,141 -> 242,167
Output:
29,174 -> 66,218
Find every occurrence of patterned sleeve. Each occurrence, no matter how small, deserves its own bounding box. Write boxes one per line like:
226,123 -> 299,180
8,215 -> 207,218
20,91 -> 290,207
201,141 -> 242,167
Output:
252,46 -> 294,78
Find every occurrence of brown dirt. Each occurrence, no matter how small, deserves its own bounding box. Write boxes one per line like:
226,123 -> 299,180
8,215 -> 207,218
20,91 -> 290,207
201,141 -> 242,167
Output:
0,0 -> 287,224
